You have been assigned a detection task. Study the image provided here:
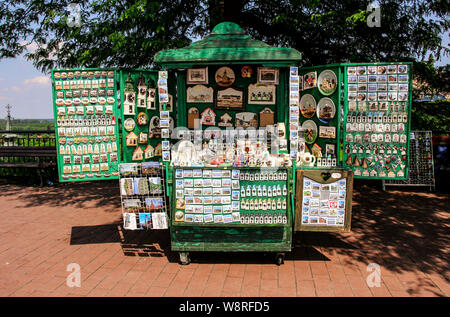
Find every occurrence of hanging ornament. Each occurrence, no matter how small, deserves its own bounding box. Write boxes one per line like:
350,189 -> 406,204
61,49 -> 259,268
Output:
345,155 -> 353,166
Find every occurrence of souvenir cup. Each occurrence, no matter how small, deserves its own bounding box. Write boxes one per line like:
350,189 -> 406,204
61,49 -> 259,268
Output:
299,152 -> 316,167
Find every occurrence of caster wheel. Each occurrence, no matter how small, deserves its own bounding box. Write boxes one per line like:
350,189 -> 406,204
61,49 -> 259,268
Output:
276,253 -> 285,266
179,252 -> 190,265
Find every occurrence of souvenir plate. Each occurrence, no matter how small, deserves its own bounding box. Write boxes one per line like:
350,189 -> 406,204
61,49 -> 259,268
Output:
317,70 -> 337,95
316,97 -> 336,123
302,120 -> 318,144
215,67 -> 235,87
124,118 -> 135,132
299,94 -> 316,118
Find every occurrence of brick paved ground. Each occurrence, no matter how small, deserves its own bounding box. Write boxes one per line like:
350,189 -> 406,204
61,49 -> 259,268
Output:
0,180 -> 448,297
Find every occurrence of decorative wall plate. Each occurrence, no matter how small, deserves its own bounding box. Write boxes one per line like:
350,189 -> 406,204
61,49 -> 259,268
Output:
316,97 -> 336,123
215,67 -> 235,87
137,112 -> 147,125
302,120 -> 318,144
317,70 -> 337,95
300,94 -> 316,118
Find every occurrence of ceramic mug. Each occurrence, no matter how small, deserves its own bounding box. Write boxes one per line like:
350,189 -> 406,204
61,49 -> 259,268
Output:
300,152 -> 316,167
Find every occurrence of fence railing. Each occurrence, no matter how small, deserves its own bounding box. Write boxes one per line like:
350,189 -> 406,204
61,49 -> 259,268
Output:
0,130 -> 57,182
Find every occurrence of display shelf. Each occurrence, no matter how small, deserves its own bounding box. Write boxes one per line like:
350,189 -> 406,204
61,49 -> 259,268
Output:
383,131 -> 435,191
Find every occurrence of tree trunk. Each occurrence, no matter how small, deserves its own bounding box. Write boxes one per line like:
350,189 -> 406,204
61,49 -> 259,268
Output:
208,0 -> 246,31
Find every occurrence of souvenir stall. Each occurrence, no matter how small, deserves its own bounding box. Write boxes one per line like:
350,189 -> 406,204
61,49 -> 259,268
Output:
50,22 -> 414,265
154,22 -> 302,264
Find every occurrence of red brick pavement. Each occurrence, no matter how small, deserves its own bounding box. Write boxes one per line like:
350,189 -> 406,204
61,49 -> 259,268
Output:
0,182 -> 448,297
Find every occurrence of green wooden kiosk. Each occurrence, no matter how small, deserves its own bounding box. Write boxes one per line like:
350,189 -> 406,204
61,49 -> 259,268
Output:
154,22 -> 301,264
50,22 -> 413,266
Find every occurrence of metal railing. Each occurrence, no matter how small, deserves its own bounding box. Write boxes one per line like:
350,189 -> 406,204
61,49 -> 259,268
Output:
0,130 -> 57,181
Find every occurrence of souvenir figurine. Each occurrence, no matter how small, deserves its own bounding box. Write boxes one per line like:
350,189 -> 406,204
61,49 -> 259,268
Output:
123,73 -> 136,115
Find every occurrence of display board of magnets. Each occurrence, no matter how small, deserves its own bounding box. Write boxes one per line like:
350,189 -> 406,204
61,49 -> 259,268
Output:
119,70 -> 177,163
171,167 -> 291,226
51,68 -> 121,182
342,63 -> 412,180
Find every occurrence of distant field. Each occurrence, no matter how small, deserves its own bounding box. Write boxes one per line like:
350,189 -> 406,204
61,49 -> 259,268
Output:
0,119 -> 54,131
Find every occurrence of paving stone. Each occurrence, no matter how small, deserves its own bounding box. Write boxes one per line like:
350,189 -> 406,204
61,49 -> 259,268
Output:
0,183 -> 448,298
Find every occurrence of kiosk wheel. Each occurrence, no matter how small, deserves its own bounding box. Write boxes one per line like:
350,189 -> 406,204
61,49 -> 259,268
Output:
179,252 -> 191,265
275,253 -> 285,266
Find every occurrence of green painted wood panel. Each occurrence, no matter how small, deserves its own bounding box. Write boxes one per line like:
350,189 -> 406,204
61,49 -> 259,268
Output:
51,68 -> 121,182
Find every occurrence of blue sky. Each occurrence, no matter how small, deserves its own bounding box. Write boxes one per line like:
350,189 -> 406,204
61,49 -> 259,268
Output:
0,31 -> 448,120
0,56 -> 53,120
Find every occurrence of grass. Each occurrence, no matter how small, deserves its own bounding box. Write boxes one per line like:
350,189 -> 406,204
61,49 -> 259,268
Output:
0,119 -> 54,131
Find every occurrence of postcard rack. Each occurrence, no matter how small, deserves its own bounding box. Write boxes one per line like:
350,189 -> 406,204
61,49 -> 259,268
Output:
383,131 -> 435,191
119,162 -> 169,230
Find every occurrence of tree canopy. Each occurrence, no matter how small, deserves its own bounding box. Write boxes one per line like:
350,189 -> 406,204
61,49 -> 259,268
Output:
0,0 -> 448,77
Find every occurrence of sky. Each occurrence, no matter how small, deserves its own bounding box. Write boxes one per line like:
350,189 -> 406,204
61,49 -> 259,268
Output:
0,29 -> 448,120
0,56 -> 53,120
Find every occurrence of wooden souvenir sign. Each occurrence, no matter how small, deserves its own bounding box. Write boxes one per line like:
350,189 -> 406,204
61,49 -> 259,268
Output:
187,67 -> 208,84
144,145 -> 155,159
235,112 -> 258,129
186,85 -> 213,103
218,113 -> 233,127
216,88 -> 244,110
248,84 -> 276,105
188,107 -> 200,129
259,107 -> 274,127
257,67 -> 279,85
200,107 -> 216,126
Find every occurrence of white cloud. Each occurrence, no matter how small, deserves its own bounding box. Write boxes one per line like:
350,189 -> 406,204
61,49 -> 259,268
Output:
23,76 -> 50,86
19,41 -> 41,54
11,86 -> 21,92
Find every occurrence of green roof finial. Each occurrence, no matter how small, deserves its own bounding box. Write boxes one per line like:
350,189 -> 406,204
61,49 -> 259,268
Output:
211,22 -> 245,35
